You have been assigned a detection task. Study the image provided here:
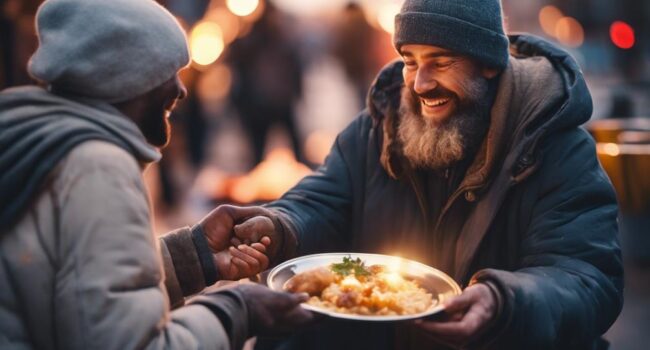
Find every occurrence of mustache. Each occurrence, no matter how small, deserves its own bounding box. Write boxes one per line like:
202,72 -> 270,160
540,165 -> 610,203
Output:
410,86 -> 456,101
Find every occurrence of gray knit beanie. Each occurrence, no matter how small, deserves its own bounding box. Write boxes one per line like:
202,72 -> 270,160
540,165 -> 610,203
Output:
28,0 -> 190,103
394,0 -> 509,70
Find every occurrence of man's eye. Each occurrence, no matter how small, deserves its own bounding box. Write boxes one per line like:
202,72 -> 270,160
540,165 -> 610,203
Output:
435,60 -> 454,68
404,61 -> 417,69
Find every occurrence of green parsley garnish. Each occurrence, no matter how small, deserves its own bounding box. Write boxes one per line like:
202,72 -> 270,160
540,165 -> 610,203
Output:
331,256 -> 370,277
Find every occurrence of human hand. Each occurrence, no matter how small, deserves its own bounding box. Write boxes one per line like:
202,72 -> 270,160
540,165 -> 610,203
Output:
214,238 -> 271,280
199,204 -> 282,260
235,283 -> 317,336
414,283 -> 497,348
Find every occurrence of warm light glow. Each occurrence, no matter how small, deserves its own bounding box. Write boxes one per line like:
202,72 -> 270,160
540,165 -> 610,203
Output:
341,275 -> 362,289
205,7 -> 241,44
603,143 -> 621,157
377,2 -> 401,34
387,256 -> 405,274
229,148 -> 312,203
610,21 -> 635,50
539,6 -> 563,37
197,64 -> 233,102
381,272 -> 404,288
305,130 -> 336,165
555,17 -> 584,48
190,21 -> 225,66
226,0 -> 260,17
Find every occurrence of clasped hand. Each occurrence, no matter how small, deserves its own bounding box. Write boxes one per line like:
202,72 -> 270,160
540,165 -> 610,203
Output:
197,205 -> 279,281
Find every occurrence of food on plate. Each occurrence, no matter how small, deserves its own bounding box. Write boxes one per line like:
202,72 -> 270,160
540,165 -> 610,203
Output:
284,257 -> 434,316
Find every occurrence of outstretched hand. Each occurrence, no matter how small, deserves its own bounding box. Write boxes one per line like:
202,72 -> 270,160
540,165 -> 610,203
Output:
197,205 -> 279,280
414,283 -> 497,348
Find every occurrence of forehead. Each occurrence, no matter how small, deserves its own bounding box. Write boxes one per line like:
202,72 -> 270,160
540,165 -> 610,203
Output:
400,44 -> 458,58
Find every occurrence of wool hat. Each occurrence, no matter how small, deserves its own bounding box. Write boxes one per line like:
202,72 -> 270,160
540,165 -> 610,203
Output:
394,0 -> 509,71
28,0 -> 190,103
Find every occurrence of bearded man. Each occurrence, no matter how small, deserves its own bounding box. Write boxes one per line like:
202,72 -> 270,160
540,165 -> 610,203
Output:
204,0 -> 623,349
0,0 -> 315,349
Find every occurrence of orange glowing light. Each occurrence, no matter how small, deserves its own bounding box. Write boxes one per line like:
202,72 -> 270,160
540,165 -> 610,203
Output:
555,17 -> 584,48
602,143 -> 621,157
305,130 -> 336,165
539,6 -> 563,37
197,64 -> 233,102
377,2 -> 401,34
226,0 -> 260,17
205,7 -> 241,44
229,148 -> 311,203
190,21 -> 225,66
610,21 -> 635,49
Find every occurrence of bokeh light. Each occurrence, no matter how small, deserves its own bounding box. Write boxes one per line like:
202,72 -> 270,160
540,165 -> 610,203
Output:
226,0 -> 260,17
610,21 -> 635,50
555,16 -> 584,48
190,21 -> 225,66
204,7 -> 241,44
377,2 -> 401,34
539,5 -> 563,37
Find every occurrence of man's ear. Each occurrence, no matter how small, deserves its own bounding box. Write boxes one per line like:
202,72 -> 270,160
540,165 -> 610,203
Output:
481,67 -> 500,79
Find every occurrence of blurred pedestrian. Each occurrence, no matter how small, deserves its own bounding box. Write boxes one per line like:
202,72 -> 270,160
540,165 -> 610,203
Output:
331,2 -> 383,108
227,3 -> 304,166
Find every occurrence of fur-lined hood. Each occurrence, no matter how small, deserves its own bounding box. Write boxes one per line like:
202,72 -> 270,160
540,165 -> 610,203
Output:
367,34 -> 593,191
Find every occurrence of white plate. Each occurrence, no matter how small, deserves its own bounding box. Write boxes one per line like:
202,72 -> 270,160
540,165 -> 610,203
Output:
266,253 -> 462,322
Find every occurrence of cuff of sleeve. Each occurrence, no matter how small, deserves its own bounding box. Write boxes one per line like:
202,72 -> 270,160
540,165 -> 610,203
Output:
159,238 -> 186,309
265,208 -> 299,265
189,288 -> 250,350
161,227 -> 206,297
469,269 -> 515,349
191,223 -> 219,286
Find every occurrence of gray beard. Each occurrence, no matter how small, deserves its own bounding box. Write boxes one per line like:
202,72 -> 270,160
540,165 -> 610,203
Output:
397,83 -> 492,170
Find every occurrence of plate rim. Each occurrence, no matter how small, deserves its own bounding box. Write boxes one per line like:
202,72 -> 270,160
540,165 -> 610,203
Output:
266,252 -> 462,321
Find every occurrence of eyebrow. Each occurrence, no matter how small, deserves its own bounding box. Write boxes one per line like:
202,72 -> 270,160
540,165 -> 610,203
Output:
401,51 -> 459,59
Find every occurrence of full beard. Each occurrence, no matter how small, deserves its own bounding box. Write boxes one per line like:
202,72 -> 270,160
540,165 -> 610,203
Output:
397,81 -> 493,170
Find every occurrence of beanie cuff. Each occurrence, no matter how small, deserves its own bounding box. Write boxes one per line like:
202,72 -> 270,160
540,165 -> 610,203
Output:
394,12 -> 509,70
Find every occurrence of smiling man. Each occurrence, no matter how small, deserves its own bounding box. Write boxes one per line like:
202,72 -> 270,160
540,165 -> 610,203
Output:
204,0 -> 623,349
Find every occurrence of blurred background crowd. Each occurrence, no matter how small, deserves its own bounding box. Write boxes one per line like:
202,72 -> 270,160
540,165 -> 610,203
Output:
1,0 -> 649,348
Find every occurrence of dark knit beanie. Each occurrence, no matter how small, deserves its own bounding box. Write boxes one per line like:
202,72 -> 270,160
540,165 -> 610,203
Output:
394,0 -> 509,70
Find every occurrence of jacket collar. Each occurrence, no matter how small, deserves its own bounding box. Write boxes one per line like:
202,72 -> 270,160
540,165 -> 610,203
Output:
367,34 -> 592,193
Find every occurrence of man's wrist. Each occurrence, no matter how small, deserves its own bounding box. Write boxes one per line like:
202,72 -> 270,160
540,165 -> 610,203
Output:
191,223 -> 220,286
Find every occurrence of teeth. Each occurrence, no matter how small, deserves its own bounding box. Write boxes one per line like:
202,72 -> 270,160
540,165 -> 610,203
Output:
422,98 -> 450,107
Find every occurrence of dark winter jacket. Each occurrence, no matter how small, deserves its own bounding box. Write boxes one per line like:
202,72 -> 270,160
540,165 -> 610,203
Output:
264,35 -> 623,349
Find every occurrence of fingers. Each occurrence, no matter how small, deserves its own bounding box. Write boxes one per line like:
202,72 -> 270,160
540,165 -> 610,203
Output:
229,245 -> 270,273
442,290 -> 473,314
220,205 -> 272,222
230,237 -> 243,246
250,242 -> 267,253
415,308 -> 483,339
234,216 -> 275,242
260,236 -> 272,246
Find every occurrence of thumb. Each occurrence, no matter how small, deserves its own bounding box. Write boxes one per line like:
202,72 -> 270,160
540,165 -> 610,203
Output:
276,292 -> 309,311
443,291 -> 473,314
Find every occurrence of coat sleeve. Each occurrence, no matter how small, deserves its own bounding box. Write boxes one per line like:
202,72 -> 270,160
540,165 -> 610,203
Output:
54,142 -> 247,350
472,128 -> 623,349
266,116 -> 370,255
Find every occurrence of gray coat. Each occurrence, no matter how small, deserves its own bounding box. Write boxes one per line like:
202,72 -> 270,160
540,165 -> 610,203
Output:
0,88 -> 248,350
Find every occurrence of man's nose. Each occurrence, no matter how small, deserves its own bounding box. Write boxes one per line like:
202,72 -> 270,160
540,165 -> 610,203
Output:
413,69 -> 438,95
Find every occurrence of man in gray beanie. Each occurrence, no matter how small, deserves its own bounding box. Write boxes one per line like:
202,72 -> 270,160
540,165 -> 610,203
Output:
202,0 -> 623,349
0,0 -> 315,349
